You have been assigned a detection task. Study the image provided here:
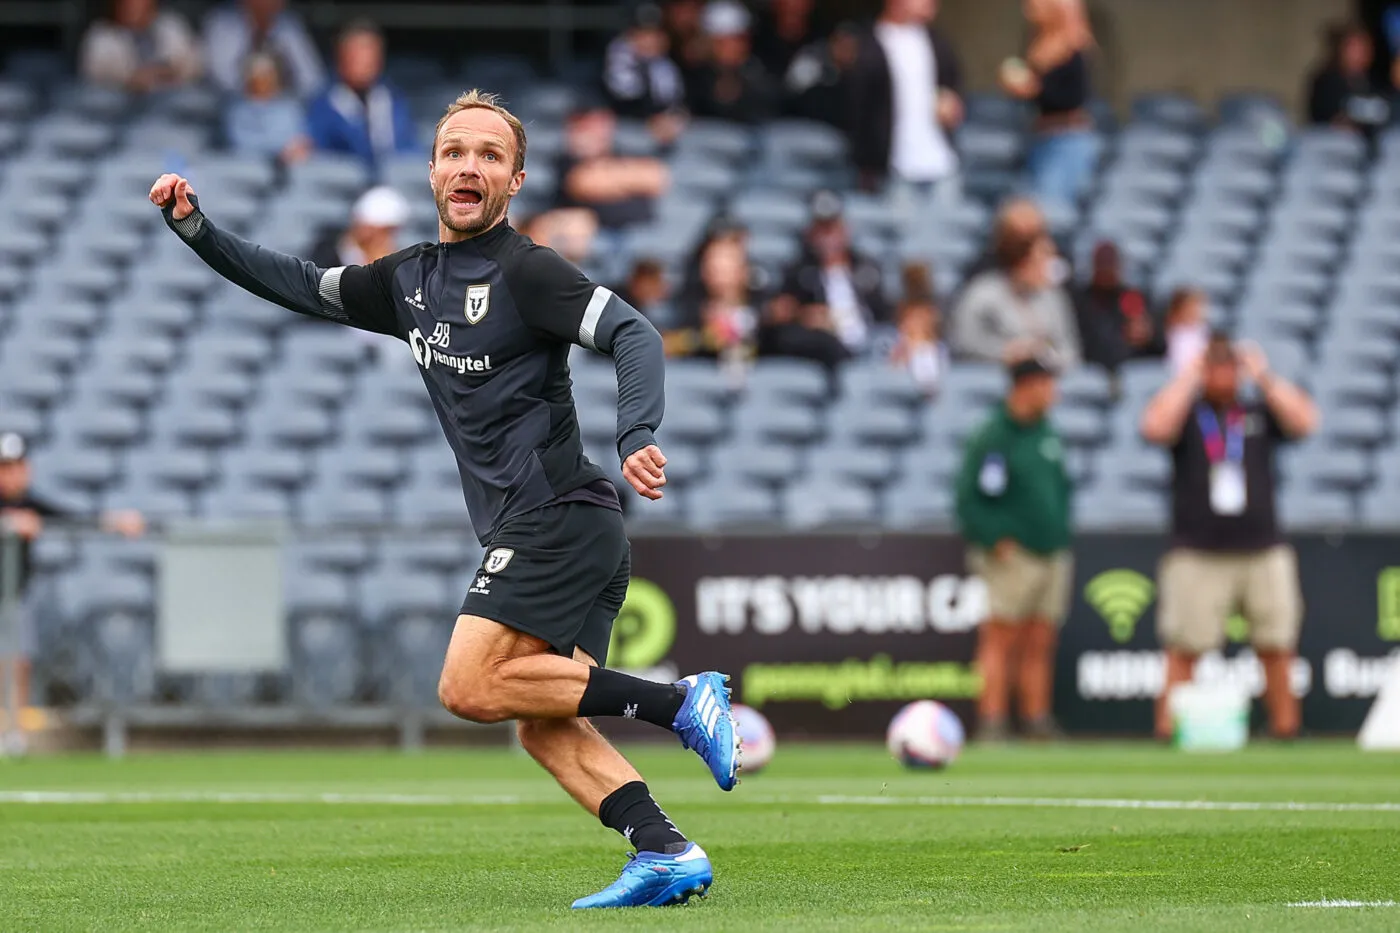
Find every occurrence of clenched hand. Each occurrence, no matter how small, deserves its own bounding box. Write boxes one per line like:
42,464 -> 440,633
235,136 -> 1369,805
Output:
622,445 -> 667,501
148,173 -> 197,220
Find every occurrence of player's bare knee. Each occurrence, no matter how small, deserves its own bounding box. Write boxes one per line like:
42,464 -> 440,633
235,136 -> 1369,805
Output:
516,716 -> 589,753
438,671 -> 508,723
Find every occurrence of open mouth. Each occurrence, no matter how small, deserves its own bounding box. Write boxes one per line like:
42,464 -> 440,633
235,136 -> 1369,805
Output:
448,187 -> 484,206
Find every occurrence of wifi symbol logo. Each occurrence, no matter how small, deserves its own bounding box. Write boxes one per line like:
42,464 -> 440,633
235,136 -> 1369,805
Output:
1084,569 -> 1156,644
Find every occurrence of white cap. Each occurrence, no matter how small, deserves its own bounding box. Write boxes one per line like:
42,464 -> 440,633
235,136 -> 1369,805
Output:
703,0 -> 751,36
0,432 -> 26,462
351,186 -> 411,228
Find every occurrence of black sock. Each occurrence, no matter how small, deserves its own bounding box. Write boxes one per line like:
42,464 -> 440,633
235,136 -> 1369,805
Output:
599,781 -> 687,855
578,667 -> 685,729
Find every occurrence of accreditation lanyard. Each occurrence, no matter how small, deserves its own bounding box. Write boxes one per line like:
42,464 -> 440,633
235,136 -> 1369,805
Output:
1197,405 -> 1247,515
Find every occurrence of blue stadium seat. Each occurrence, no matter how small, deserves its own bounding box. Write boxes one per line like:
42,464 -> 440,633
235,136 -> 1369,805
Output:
880,479 -> 954,528
683,481 -> 777,529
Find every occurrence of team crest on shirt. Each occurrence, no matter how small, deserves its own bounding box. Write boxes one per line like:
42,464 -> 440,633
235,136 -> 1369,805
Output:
465,284 -> 491,324
484,547 -> 515,573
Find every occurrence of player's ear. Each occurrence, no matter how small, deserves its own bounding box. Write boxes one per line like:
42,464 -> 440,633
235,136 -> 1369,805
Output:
509,170 -> 526,197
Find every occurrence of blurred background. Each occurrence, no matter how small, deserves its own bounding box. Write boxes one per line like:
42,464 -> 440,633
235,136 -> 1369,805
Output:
0,0 -> 1397,754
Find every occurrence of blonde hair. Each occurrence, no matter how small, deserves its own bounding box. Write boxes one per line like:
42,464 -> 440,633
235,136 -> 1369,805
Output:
433,89 -> 528,173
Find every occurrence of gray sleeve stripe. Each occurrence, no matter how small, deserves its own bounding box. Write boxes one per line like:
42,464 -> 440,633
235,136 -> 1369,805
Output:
319,266 -> 346,310
578,285 -> 612,351
171,212 -> 205,240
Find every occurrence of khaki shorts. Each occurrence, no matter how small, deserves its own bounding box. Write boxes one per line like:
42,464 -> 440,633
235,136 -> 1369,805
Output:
969,546 -> 1074,625
1156,545 -> 1303,654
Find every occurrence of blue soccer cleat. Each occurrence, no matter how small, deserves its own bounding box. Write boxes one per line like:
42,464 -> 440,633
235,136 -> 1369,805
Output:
571,843 -> 713,909
672,672 -> 740,791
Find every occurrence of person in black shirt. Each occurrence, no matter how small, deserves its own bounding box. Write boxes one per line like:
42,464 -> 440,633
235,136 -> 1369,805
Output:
998,0 -> 1097,214
1140,334 -> 1320,741
149,89 -> 738,908
1,433 -> 144,706
753,0 -> 818,78
687,0 -> 778,125
782,21 -> 860,126
1307,23 -> 1390,135
601,2 -> 688,146
1074,240 -> 1160,383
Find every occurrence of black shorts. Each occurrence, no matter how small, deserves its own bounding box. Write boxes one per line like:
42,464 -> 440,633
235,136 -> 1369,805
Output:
460,502 -> 630,665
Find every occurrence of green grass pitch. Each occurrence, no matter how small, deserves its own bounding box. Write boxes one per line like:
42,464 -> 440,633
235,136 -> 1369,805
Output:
2,742 -> 1398,931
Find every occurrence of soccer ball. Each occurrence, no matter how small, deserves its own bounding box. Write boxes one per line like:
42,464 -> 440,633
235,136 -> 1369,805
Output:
886,700 -> 965,769
732,704 -> 776,774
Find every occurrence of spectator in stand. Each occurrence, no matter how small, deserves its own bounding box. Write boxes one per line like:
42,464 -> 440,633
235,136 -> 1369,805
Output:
615,257 -> 682,340
0,433 -> 144,707
204,0 -> 324,99
998,0 -> 1098,216
1141,335 -> 1319,741
556,98 -> 670,241
778,189 -> 889,356
308,186 -> 410,270
1162,287 -> 1211,374
783,22 -> 860,126
889,264 -> 949,396
603,3 -> 688,147
965,197 -> 1049,283
225,52 -> 310,164
688,1 -> 779,125
1075,241 -> 1159,379
754,0 -> 818,78
306,21 -> 417,175
80,0 -> 202,92
848,0 -> 963,198
663,0 -> 710,90
951,232 -> 1081,368
673,227 -> 763,365
1307,23 -> 1390,134
303,186 -> 410,356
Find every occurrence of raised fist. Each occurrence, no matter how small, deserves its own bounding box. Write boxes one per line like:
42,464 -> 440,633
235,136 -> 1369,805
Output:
148,173 -> 197,220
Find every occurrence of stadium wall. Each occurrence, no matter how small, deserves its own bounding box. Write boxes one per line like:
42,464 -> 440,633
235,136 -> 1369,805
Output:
941,0 -> 1350,117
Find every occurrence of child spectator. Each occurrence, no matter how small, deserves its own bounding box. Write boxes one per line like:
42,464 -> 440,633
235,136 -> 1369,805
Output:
1163,287 -> 1211,374
890,271 -> 950,397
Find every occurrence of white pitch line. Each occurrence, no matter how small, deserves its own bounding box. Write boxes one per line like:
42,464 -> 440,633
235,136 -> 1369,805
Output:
0,791 -> 519,806
1287,900 -> 1397,908
814,795 -> 1400,813
3,790 -> 1400,813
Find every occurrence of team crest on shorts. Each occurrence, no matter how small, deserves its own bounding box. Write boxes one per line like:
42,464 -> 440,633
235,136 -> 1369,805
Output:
465,284 -> 490,324
484,547 -> 515,573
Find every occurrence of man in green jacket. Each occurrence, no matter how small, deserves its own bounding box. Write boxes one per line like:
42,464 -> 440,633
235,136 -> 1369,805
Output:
955,357 -> 1073,741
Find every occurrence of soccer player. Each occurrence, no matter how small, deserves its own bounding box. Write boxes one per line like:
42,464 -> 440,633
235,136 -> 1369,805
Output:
148,89 -> 738,909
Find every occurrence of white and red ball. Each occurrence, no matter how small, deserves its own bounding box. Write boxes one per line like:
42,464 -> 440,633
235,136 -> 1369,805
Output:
732,704 -> 776,774
886,700 -> 965,769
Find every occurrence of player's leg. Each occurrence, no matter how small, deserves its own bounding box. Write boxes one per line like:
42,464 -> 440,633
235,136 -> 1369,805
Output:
1155,550 -> 1232,739
517,647 -> 686,849
1018,551 -> 1073,739
438,503 -> 737,791
437,614 -> 685,724
1243,545 -> 1304,739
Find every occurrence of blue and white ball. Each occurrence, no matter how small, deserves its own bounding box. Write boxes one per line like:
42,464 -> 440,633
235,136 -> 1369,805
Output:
732,704 -> 776,774
887,700 -> 965,769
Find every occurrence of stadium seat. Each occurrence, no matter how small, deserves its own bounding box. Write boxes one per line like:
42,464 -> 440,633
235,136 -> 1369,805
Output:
782,479 -> 879,529
684,481 -> 777,529
880,479 -> 954,528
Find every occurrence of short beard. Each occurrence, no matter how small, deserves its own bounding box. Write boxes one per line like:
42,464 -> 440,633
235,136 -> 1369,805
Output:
436,187 -> 511,237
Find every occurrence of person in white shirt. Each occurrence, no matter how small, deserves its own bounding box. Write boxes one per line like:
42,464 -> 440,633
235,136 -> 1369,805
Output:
80,0 -> 201,92
848,0 -> 964,198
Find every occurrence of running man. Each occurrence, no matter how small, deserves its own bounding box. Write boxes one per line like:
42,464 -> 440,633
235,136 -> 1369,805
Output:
148,89 -> 738,909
